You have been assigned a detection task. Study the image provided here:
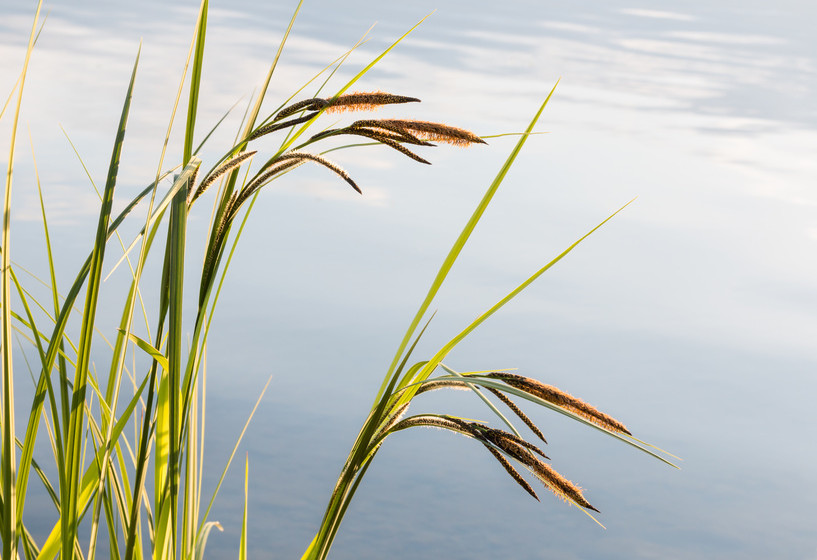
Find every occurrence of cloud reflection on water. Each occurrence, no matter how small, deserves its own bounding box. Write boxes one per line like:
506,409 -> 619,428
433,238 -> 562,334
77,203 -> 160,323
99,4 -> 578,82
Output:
1,1 -> 815,558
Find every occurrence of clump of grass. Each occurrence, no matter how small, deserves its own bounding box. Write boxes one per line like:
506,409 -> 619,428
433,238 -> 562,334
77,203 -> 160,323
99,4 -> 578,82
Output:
1,2 -> 675,560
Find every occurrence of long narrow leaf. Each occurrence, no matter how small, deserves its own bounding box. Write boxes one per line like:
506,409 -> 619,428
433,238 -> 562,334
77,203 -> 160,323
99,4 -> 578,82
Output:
62,45 -> 140,560
184,0 -> 208,165
3,3 -> 43,557
401,198 -> 635,402
376,80 -> 560,403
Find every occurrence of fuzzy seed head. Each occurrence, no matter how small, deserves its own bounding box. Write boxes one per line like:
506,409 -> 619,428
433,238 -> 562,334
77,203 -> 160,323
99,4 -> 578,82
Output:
324,91 -> 421,114
488,373 -> 631,435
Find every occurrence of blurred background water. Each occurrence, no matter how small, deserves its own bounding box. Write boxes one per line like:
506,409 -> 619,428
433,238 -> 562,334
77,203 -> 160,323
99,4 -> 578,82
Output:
1,0 -> 816,558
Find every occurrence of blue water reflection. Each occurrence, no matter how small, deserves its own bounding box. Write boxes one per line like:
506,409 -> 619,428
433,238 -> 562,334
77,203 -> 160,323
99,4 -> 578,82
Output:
1,0 -> 815,558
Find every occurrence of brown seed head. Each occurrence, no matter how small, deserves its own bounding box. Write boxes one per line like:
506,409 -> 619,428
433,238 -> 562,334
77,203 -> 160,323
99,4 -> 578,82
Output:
482,444 -> 539,501
486,387 -> 547,444
376,119 -> 486,146
529,461 -> 599,512
323,91 -> 421,114
488,373 -> 631,435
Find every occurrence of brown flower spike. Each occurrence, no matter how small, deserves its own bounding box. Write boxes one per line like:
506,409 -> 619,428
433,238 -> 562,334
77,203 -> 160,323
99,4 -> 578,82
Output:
486,372 -> 632,435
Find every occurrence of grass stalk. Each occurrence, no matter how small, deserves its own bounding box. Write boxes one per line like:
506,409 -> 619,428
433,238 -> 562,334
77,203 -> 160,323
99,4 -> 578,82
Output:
2,4 -> 674,560
2,3 -> 42,558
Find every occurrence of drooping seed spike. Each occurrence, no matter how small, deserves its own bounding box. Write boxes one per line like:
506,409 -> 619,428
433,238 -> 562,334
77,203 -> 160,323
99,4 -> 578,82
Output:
372,136 -> 431,164
529,460 -> 599,512
415,379 -> 469,395
476,426 -> 549,462
275,151 -> 361,193
376,119 -> 486,146
274,98 -> 329,121
248,113 -> 319,141
189,151 -> 257,205
237,158 -> 305,209
482,443 -> 539,501
375,402 -> 411,440
487,387 -> 548,444
324,91 -> 421,114
349,119 -> 431,145
488,372 -> 631,435
390,415 -> 476,438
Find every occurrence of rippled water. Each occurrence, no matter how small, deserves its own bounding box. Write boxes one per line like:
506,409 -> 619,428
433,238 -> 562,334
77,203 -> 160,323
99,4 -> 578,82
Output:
2,1 -> 816,558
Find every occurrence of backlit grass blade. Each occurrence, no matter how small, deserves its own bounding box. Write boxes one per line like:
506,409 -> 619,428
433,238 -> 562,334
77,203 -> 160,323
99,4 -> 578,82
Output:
423,374 -> 677,468
239,456 -> 248,560
156,158 -> 192,560
192,522 -> 222,560
61,45 -> 139,560
199,0 -> 304,306
399,198 -> 636,402
376,80 -> 560,403
9,267 -> 67,532
279,12 -> 432,155
104,165 -> 189,281
18,174 -> 168,545
2,3 -> 42,558
30,130 -> 72,429
438,363 -> 521,438
37,372 -> 149,560
195,377 -> 271,544
184,0 -> 208,165
126,333 -> 169,373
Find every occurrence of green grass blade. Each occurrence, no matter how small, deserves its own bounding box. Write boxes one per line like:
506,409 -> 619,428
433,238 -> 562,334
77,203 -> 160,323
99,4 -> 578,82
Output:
192,522 -> 222,560
30,130 -> 72,431
198,0 -> 304,307
403,198 -> 635,401
104,164 -> 191,281
280,12 -> 432,155
438,363 -> 521,438
377,80 -> 560,403
2,3 -> 43,557
17,172 -> 164,551
37,372 -> 149,560
195,377 -> 271,544
62,45 -> 139,560
125,332 -> 169,373
239,455 -> 248,560
428,374 -> 677,467
9,267 -> 66,532
159,159 -> 192,560
184,0 -> 208,164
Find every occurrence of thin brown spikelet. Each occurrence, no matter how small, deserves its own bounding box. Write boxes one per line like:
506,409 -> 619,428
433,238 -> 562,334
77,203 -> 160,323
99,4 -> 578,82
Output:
488,372 -> 631,435
349,120 -> 432,146
391,415 -> 473,437
374,402 -> 411,440
235,159 -> 305,210
274,98 -> 328,121
529,460 -> 599,512
482,443 -> 539,501
487,387 -> 548,444
187,165 -> 200,199
275,151 -> 361,194
249,113 -> 318,140
189,151 -> 257,205
474,425 -> 549,462
372,136 -> 431,164
323,91 -> 421,114
377,119 -> 487,146
201,191 -> 240,291
415,379 -> 470,395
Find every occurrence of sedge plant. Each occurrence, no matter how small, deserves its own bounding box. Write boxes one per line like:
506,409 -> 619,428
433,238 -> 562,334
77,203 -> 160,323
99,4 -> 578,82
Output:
0,1 -> 675,559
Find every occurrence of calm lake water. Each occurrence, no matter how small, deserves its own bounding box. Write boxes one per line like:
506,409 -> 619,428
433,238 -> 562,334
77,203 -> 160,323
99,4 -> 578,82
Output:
1,0 -> 816,558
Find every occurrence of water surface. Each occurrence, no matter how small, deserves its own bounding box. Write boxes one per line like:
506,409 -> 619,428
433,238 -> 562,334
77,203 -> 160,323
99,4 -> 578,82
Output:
1,1 -> 815,558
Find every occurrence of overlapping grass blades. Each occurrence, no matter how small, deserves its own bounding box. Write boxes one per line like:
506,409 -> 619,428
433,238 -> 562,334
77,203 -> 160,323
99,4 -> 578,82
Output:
1,2 -> 674,559
302,80 -> 675,560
